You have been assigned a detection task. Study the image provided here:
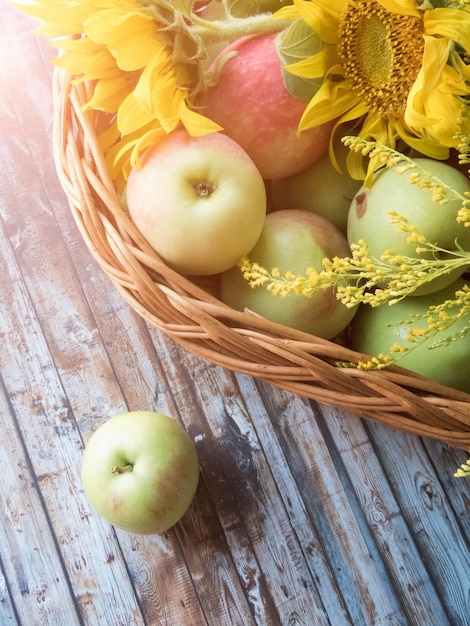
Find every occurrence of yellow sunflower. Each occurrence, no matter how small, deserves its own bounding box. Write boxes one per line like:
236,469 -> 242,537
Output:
275,0 -> 470,180
19,0 -> 222,186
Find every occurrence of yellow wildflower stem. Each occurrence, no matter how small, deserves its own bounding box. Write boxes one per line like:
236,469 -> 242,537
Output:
240,244 -> 470,308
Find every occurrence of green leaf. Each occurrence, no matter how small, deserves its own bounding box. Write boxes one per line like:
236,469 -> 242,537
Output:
276,18 -> 324,101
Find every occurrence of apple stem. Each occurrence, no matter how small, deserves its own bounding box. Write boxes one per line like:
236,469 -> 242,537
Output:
111,463 -> 133,474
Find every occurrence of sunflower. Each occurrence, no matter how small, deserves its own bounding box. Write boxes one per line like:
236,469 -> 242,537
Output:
275,0 -> 470,181
19,0 -> 222,187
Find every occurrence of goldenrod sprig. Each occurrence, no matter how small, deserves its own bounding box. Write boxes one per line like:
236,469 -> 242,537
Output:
339,278 -> 470,375
455,127 -> 470,224
240,140 -> 470,309
342,136 -> 407,169
390,284 -> 470,348
239,141 -> 470,382
344,135 -> 470,203
455,457 -> 470,478
239,223 -> 470,309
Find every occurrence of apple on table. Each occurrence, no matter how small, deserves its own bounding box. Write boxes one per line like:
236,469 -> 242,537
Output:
81,411 -> 200,535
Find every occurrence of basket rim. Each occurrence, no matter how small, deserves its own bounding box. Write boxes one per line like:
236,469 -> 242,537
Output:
51,66 -> 470,450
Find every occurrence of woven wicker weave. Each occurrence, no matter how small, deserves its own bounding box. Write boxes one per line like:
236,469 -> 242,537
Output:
52,67 -> 470,451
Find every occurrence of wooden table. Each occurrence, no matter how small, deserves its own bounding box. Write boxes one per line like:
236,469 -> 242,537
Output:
1,4 -> 470,625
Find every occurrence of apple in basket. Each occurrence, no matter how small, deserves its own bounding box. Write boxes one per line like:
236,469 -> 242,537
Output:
126,129 -> 267,276
350,277 -> 470,393
81,411 -> 200,535
270,135 -> 361,234
199,33 -> 334,180
219,209 -> 358,339
347,158 -> 470,295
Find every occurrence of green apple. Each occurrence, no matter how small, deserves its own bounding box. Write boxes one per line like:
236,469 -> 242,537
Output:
347,158 -> 470,295
350,278 -> 470,393
81,411 -> 200,534
219,209 -> 357,339
126,129 -> 266,276
271,137 -> 361,234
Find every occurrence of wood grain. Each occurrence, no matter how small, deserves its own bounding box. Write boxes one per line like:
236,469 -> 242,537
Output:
1,3 -> 470,625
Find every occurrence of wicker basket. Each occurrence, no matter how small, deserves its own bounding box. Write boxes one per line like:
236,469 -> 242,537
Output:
52,67 -> 470,451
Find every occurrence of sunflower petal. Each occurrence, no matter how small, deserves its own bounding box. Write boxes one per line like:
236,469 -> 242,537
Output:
84,9 -> 160,70
405,36 -> 447,127
13,0 -> 98,37
291,0 -> 342,45
178,100 -> 223,136
84,76 -> 131,113
424,8 -> 470,53
377,0 -> 420,18
53,39 -> 120,80
298,76 -> 365,132
405,34 -> 470,147
117,92 -> 155,136
394,120 -> 449,160
285,45 -> 340,79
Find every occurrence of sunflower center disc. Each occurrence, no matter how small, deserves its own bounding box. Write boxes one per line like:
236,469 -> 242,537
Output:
339,0 -> 424,119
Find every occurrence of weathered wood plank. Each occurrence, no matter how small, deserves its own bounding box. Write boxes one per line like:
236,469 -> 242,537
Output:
253,385 -> 408,625
0,220 -> 147,624
0,566 -> 18,625
149,334 -> 342,624
316,403 -> 451,625
365,422 -> 470,625
0,8 -> 217,625
0,382 -> 81,625
420,438 -> 470,545
235,376 -> 354,625
51,223 -> 258,624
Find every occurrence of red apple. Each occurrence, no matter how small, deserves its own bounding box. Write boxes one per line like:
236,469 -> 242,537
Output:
219,209 -> 357,339
126,129 -> 266,276
199,34 -> 334,179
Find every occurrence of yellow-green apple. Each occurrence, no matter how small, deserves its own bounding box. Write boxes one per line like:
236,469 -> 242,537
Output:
126,129 -> 266,276
199,34 -> 334,180
347,158 -> 470,295
81,411 -> 200,535
219,209 -> 357,338
350,278 -> 470,393
271,137 -> 361,234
